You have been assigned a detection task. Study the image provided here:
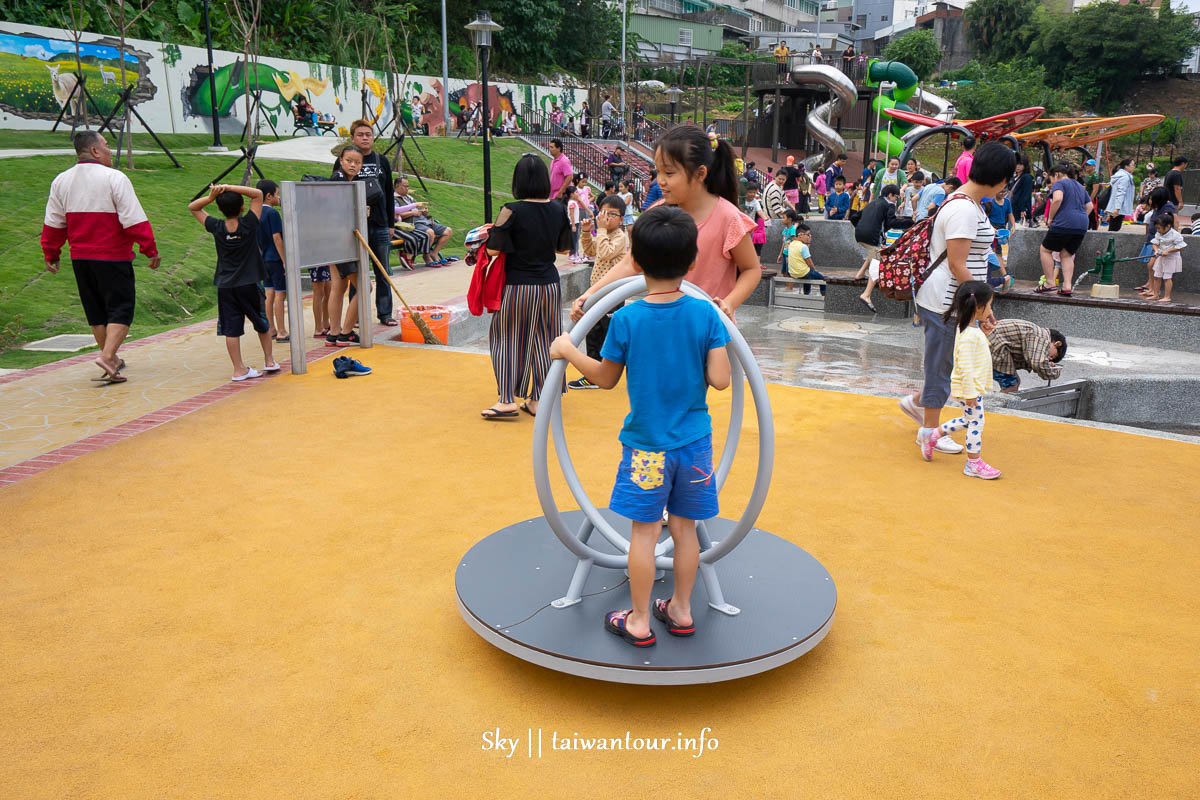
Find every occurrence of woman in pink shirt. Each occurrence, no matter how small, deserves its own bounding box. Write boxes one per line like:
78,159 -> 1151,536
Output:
571,127 -> 757,321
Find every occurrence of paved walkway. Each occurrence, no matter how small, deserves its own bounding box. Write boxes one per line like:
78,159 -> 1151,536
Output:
0,260 -> 475,474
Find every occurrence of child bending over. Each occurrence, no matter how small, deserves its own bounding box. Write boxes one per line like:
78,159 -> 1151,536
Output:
550,206 -> 732,646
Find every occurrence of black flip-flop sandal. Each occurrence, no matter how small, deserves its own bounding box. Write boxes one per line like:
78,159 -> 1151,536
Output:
652,598 -> 696,637
857,297 -> 877,314
481,407 -> 519,420
519,402 -> 537,418
605,610 -> 656,647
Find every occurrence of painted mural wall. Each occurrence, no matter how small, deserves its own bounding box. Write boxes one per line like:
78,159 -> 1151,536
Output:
0,22 -> 583,137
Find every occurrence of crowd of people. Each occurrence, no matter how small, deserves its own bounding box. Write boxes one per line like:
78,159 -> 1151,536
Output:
37,120 -> 1192,646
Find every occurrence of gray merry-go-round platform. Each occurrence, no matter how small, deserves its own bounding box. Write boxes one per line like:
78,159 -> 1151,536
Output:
455,277 -> 837,684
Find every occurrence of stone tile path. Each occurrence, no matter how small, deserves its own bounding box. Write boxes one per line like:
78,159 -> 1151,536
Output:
0,260 -> 477,474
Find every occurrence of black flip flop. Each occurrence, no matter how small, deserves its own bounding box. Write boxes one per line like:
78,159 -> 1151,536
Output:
481,407 -> 519,420
652,598 -> 695,637
605,610 -> 656,647
519,402 -> 536,418
857,297 -> 877,314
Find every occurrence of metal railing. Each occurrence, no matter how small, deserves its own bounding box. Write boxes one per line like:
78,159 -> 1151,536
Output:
521,108 -> 652,192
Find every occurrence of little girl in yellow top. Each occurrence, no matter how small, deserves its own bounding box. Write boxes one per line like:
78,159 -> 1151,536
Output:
920,281 -> 1001,480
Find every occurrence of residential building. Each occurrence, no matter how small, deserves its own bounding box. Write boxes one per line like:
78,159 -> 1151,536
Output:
868,0 -> 972,70
854,0 -> 920,46
633,0 -> 823,59
630,11 -> 726,60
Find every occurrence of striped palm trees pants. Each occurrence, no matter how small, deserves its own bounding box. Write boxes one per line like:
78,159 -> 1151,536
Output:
489,282 -> 563,403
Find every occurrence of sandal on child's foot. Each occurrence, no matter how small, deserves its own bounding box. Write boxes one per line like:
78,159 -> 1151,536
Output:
652,598 -> 695,637
604,610 -> 656,647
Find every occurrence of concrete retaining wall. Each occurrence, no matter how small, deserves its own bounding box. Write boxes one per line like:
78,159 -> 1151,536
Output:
1005,227 -> 1200,294
990,295 -> 1200,354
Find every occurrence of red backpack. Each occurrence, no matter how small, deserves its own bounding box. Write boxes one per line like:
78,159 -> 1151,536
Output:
876,194 -> 975,301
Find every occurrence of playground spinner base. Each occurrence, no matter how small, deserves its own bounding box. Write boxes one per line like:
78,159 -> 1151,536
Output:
456,510 -> 837,686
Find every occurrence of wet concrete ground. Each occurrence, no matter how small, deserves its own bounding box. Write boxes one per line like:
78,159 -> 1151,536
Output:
456,304 -> 1200,440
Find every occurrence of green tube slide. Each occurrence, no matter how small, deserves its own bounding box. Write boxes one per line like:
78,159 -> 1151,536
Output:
864,60 -> 919,158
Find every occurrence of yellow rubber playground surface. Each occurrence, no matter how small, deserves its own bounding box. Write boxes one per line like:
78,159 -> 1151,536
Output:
2,346 -> 1197,798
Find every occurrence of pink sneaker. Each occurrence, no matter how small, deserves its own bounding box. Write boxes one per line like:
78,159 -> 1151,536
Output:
963,458 -> 1002,480
917,427 -> 940,461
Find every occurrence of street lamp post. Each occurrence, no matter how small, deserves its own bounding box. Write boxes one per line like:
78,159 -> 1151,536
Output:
441,0 -> 451,136
666,86 -> 683,126
466,10 -> 504,223
202,0 -> 223,149
619,0 -> 627,130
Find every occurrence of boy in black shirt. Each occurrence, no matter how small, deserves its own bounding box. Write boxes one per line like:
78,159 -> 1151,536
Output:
188,183 -> 278,381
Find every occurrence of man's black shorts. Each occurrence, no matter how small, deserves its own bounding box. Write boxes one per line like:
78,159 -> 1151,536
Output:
216,284 -> 270,338
1041,230 -> 1085,255
72,258 -> 135,326
335,261 -> 360,279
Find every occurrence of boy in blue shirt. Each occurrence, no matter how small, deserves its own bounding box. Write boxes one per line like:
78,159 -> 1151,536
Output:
985,184 -> 1015,231
825,176 -> 851,220
550,206 -> 732,647
255,179 -> 288,342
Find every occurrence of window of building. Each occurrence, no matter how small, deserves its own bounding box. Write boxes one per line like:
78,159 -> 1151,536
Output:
881,14 -> 888,21
857,13 -> 866,26
679,27 -> 694,46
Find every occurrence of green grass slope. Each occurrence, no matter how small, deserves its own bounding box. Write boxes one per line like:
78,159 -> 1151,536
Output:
0,138 -> 547,368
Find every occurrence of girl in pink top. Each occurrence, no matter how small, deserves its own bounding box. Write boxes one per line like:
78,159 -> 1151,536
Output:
572,126 -> 757,320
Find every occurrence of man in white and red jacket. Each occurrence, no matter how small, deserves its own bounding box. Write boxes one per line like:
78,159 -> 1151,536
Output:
42,131 -> 160,382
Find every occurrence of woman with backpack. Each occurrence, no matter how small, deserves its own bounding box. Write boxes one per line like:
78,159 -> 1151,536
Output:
896,142 -> 1016,459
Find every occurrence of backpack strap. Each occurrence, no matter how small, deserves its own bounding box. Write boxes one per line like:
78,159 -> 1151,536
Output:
914,193 -> 980,287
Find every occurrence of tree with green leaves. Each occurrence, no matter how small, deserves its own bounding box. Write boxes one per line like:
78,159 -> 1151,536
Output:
941,60 -> 1071,119
1030,1 -> 1200,112
963,0 -> 1038,64
882,30 -> 942,80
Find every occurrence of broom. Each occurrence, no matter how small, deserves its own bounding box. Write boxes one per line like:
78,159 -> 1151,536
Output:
353,229 -> 441,345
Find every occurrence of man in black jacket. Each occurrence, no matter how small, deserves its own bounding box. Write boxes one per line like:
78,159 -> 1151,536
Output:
853,183 -> 900,313
333,120 -> 398,325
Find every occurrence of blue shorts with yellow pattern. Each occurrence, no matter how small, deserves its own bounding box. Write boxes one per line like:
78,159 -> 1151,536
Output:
609,434 -> 719,523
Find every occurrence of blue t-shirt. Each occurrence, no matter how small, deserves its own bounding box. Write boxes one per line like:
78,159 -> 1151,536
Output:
826,191 -> 851,219
601,295 -> 731,452
987,197 -> 1012,228
914,183 -> 946,221
1049,178 -> 1090,233
257,205 -> 283,263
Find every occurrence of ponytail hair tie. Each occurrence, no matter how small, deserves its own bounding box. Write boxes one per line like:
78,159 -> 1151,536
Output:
708,131 -> 719,150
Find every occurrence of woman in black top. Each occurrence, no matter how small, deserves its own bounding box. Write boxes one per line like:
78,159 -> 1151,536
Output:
1009,156 -> 1034,227
481,155 -> 574,419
